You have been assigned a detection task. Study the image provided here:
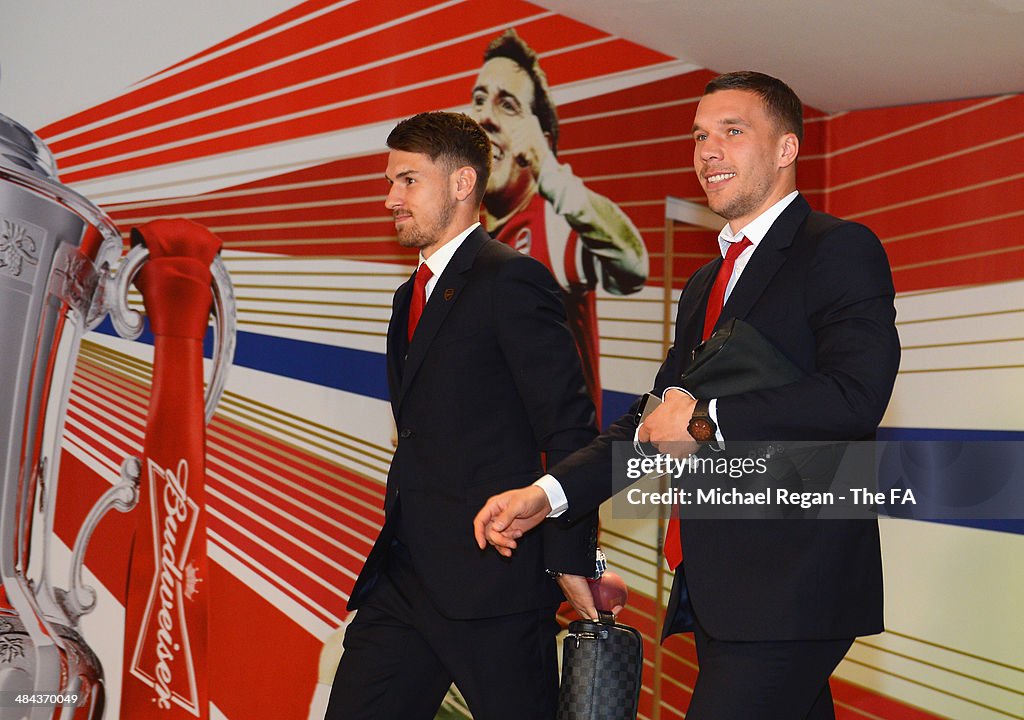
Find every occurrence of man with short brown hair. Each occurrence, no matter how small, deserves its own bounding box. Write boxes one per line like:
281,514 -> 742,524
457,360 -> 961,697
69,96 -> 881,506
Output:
475,73 -> 901,719
327,111 -> 599,720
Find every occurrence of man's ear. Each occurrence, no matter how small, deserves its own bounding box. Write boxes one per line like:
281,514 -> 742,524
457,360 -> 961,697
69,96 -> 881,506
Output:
778,133 -> 799,169
453,166 -> 478,202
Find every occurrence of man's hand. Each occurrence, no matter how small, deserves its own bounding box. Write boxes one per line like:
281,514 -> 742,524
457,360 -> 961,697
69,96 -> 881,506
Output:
638,389 -> 700,458
508,111 -> 552,179
473,485 -> 551,556
555,574 -> 599,620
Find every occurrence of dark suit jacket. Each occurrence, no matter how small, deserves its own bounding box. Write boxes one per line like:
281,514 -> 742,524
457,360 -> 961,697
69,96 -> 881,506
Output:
349,226 -> 598,620
551,195 -> 901,642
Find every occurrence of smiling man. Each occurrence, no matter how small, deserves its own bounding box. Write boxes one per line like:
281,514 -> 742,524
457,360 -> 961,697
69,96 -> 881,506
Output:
325,111 -> 600,720
474,72 -> 901,719
469,29 -> 649,420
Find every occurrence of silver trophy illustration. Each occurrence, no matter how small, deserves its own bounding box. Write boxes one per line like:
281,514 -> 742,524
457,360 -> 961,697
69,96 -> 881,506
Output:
0,112 -> 235,719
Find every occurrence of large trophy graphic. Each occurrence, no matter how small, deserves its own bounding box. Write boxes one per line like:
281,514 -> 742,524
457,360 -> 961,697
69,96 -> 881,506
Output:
0,111 -> 234,719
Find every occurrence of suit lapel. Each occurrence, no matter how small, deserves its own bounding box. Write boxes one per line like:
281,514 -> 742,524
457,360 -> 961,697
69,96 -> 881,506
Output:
677,262 -> 719,353
387,270 -> 416,407
718,194 -> 811,326
397,226 -> 488,407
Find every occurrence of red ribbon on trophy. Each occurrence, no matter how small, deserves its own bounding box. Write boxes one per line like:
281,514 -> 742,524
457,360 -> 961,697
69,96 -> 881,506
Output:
121,219 -> 222,719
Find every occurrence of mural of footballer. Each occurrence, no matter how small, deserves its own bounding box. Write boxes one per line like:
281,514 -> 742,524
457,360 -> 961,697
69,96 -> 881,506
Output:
471,29 -> 649,421
310,29 -> 647,720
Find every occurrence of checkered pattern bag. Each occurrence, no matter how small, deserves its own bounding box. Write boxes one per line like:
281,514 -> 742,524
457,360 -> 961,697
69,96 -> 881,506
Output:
556,612 -> 643,720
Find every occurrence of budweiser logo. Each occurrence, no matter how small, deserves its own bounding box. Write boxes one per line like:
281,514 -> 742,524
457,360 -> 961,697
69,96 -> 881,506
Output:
130,458 -> 201,715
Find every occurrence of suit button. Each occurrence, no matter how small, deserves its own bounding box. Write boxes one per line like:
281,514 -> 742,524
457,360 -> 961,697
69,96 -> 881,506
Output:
399,429 -> 414,439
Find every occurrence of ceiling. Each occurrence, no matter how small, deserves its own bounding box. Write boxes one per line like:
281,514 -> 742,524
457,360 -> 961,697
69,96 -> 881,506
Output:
4,1 -> 1021,131
535,0 -> 1024,112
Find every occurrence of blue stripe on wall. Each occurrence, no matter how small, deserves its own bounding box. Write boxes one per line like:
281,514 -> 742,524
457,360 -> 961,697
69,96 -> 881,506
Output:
602,389 -> 638,430
877,427 -> 1024,535
91,323 -> 1023,536
92,318 -> 391,401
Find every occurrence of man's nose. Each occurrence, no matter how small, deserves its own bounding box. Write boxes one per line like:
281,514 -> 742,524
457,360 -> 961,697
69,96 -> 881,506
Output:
699,138 -> 722,162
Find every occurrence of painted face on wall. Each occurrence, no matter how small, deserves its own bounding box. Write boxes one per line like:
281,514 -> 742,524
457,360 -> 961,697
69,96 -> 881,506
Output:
692,88 -> 797,232
470,56 -> 546,211
384,149 -> 458,256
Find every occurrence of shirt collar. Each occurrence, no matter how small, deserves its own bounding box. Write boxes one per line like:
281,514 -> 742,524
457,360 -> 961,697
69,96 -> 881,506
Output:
419,222 -> 480,277
717,191 -> 799,256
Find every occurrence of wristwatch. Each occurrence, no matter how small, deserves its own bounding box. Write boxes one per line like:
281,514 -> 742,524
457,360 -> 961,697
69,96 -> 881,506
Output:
687,399 -> 716,443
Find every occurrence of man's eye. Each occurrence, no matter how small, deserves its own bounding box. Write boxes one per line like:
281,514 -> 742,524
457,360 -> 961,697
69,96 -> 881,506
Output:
500,99 -> 520,115
694,133 -> 707,142
472,92 -> 486,106
728,128 -> 742,136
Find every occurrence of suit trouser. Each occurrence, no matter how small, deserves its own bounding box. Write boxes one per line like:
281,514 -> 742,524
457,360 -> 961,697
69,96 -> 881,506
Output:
326,543 -> 561,720
685,615 -> 854,720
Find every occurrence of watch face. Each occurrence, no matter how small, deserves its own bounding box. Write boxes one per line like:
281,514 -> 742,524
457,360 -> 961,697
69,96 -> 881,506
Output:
689,418 -> 714,442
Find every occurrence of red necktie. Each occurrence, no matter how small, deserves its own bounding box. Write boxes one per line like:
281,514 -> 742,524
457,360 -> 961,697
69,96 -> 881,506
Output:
664,236 -> 752,571
407,263 -> 433,342
664,506 -> 684,570
702,236 -> 752,340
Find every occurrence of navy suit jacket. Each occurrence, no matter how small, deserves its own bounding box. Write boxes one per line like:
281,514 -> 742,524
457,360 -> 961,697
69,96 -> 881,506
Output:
551,195 -> 900,641
349,226 -> 598,620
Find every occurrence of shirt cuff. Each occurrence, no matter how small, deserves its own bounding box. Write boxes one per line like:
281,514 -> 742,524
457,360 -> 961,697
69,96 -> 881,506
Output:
534,474 -> 568,518
661,386 -> 695,402
709,398 -> 725,442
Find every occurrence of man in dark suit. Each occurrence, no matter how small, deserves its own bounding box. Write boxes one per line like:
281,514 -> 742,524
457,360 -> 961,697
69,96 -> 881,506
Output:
327,111 -> 600,720
474,72 -> 901,719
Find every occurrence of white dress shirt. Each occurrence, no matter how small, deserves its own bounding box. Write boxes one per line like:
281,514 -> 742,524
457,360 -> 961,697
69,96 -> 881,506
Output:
536,192 -> 799,517
417,222 -> 480,299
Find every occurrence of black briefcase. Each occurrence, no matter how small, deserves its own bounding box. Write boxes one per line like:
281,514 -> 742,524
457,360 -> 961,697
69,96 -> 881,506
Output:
556,612 -> 643,720
681,317 -> 803,398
